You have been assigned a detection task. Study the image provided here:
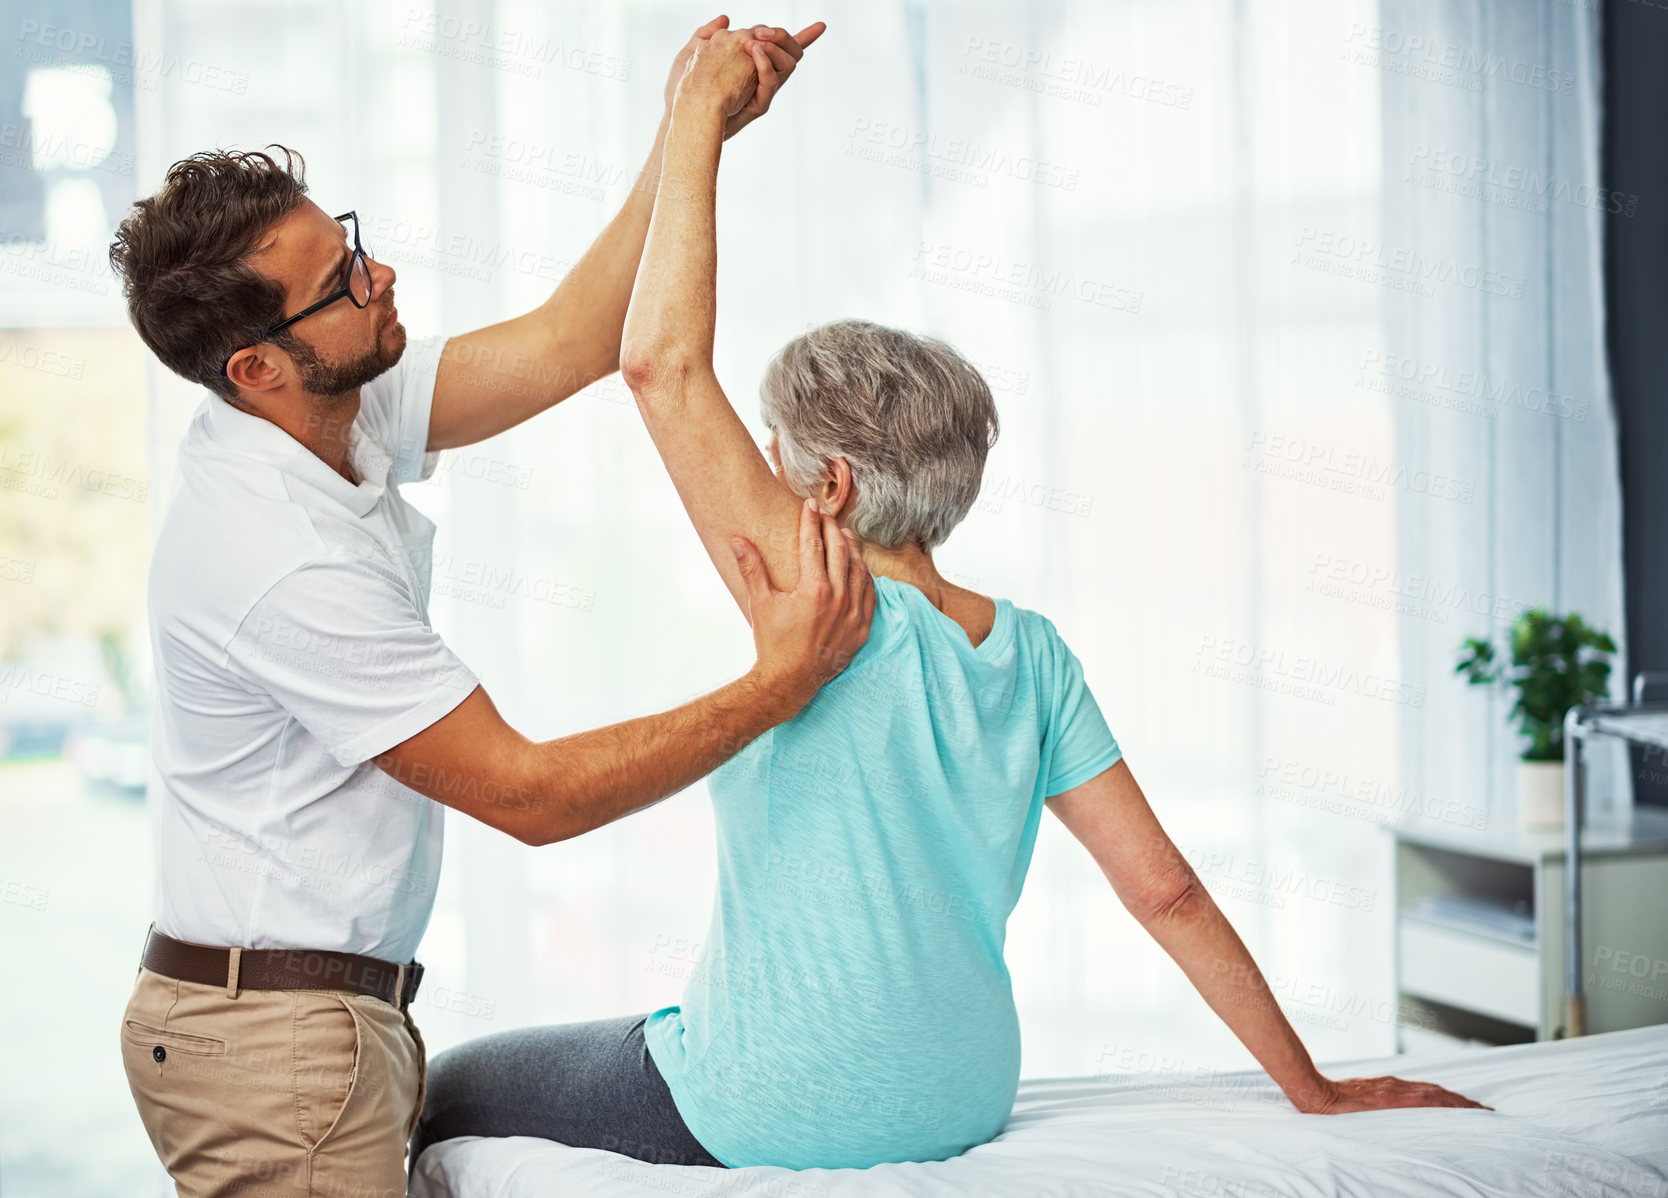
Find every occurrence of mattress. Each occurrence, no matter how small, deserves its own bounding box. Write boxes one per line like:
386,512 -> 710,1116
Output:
410,1022 -> 1668,1198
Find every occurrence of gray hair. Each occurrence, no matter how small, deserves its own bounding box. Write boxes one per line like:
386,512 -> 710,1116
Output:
759,320 -> 999,551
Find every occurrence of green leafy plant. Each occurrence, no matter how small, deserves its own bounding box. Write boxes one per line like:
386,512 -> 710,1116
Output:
1456,608 -> 1616,761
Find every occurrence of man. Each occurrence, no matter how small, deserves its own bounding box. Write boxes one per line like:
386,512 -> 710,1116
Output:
107,18 -> 858,1198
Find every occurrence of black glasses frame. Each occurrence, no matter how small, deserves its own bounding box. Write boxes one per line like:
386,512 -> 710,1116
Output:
221,211 -> 371,378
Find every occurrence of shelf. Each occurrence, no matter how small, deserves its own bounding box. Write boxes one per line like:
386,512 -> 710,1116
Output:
1586,709 -> 1668,751
1398,918 -> 1540,1026
1397,994 -> 1536,1050
1404,894 -> 1535,947
1385,805 -> 1668,865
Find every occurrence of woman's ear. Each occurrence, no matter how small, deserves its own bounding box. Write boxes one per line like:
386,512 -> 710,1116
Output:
821,456 -> 854,519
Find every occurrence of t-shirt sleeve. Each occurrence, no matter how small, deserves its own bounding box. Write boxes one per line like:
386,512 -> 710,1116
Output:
1042,626 -> 1123,797
224,553 -> 479,768
356,332 -> 448,485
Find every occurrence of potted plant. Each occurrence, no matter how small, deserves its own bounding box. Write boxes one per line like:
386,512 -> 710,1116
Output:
1456,608 -> 1616,828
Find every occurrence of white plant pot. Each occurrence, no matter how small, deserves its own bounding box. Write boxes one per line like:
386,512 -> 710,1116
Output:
1518,760 -> 1567,829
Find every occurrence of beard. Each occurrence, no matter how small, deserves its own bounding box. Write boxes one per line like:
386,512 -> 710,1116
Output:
284,313 -> 407,401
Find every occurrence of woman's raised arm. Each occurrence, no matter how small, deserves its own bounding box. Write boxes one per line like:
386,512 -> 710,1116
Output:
619,23 -> 840,612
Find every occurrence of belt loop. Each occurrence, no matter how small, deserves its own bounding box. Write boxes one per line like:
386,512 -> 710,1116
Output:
394,963 -> 406,1010
226,946 -> 242,999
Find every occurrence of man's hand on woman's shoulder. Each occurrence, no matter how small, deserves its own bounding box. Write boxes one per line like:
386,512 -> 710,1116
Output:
736,497 -> 875,718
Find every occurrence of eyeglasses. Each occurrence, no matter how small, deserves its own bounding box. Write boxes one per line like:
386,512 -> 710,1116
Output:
221,211 -> 373,378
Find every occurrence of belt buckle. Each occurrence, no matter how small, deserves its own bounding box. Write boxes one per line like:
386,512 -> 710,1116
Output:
403,961 -> 424,1008
393,961 -> 424,1009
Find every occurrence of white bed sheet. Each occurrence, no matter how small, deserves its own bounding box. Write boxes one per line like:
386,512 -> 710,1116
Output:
410,1022 -> 1668,1198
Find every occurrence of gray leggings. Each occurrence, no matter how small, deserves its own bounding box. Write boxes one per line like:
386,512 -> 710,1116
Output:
411,1013 -> 725,1169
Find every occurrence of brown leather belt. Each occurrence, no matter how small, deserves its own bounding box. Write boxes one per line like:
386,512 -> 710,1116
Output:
140,926 -> 423,1010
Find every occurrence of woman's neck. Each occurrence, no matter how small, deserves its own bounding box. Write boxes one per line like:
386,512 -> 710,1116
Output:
854,537 -> 996,650
857,540 -> 947,606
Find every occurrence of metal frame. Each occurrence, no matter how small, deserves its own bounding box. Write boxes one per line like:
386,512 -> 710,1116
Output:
1560,672 -> 1668,1037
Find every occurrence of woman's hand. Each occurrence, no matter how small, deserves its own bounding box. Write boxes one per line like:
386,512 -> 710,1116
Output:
1290,1073 -> 1493,1114
663,17 -> 827,140
662,15 -> 731,112
677,28 -> 764,124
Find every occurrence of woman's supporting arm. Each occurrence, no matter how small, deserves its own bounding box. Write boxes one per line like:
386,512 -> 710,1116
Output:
620,25 -> 833,612
1047,761 -> 1490,1114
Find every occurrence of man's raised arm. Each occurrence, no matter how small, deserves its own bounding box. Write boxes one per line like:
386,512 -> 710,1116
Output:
619,24 -> 827,612
427,17 -> 814,452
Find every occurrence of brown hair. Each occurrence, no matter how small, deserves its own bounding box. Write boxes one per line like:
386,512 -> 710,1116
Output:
108,146 -> 310,399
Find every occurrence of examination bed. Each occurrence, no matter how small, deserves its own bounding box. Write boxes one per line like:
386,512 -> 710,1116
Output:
410,1021 -> 1668,1198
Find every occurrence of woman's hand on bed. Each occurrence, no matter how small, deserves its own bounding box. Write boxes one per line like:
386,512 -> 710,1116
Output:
1292,1074 -> 1493,1114
736,498 -> 875,716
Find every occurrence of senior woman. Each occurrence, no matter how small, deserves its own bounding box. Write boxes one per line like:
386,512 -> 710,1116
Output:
411,23 -> 1487,1173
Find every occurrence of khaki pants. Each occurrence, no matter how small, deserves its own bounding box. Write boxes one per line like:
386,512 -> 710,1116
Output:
120,967 -> 426,1198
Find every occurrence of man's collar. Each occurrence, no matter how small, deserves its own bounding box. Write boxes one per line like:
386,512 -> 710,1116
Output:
199,393 -> 392,517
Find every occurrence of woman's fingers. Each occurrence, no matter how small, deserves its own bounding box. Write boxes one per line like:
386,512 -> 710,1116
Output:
793,21 -> 827,49
1333,1076 -> 1493,1113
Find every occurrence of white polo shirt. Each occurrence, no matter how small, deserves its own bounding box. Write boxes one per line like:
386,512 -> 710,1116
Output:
147,334 -> 479,963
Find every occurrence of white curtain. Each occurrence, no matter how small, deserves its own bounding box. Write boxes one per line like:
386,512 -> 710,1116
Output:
1377,0 -> 1628,830
136,0 -> 1621,1077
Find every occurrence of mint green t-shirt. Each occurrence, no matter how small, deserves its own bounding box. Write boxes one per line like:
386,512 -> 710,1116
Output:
644,576 -> 1122,1170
